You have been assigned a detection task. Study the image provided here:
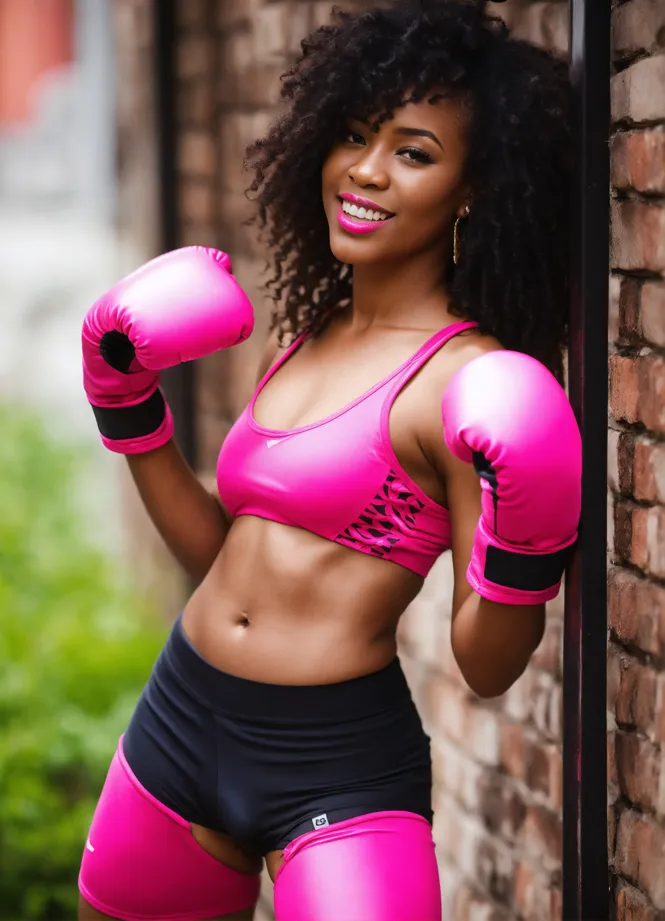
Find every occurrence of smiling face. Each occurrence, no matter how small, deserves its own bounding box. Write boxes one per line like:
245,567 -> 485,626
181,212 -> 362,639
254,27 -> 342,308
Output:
321,93 -> 471,269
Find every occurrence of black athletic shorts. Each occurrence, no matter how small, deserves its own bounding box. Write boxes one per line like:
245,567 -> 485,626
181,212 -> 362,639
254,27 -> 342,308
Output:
122,612 -> 433,855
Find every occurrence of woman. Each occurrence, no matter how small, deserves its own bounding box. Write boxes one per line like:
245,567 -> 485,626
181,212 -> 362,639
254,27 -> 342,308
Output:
78,1 -> 580,919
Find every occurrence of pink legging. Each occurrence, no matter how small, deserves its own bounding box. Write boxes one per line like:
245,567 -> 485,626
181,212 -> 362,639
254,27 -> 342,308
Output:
79,742 -> 442,920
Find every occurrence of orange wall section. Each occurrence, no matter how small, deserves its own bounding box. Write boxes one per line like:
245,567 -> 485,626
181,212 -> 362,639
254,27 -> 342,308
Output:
0,0 -> 74,127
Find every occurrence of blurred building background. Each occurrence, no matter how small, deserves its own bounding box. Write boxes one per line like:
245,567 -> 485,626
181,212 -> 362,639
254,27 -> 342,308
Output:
1,1 -> 664,919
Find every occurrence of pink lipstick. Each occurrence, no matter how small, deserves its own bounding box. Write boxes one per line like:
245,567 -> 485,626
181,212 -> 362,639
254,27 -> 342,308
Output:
336,194 -> 396,236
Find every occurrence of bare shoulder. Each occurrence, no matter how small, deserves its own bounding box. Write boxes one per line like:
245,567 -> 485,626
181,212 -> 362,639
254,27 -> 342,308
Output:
436,327 -> 504,381
410,328 -> 504,472
255,327 -> 288,384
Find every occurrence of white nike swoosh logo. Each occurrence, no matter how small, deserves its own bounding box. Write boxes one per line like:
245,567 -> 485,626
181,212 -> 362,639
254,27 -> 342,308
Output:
86,839 -> 95,852
266,438 -> 281,448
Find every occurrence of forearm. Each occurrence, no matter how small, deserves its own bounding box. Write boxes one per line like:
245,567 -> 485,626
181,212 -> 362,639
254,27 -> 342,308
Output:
451,592 -> 545,698
126,440 -> 230,582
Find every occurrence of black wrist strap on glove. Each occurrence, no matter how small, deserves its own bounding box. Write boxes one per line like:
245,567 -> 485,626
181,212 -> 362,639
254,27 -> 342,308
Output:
91,388 -> 166,441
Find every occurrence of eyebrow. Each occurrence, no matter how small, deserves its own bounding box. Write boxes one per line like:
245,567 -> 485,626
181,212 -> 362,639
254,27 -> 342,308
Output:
350,115 -> 444,151
393,126 -> 443,150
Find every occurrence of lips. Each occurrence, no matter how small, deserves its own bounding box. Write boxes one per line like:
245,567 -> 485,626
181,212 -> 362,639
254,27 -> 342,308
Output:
335,193 -> 396,236
338,193 -> 395,217
336,205 -> 394,235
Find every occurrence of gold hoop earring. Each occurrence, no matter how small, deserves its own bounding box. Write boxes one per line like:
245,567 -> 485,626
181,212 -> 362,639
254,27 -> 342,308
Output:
453,206 -> 470,266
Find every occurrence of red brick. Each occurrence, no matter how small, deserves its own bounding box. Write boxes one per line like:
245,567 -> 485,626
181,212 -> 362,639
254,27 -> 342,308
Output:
612,129 -> 665,195
178,81 -> 215,126
618,432 -> 636,494
511,2 -> 569,55
179,180 -> 216,224
549,885 -> 563,921
430,737 -> 484,812
254,3 -> 291,62
615,731 -> 662,812
631,506 -> 665,578
608,729 -> 619,795
176,0 -> 209,30
641,282 -> 665,348
608,487 -> 617,563
311,1 -> 336,29
609,355 -> 641,424
609,800 -> 619,863
615,879 -> 658,921
530,620 -> 562,679
398,599 -> 445,672
655,673 -> 665,744
619,277 -> 643,345
476,837 -> 515,908
609,274 -> 622,344
513,861 -> 556,921
615,810 -> 665,909
530,674 -> 562,742
177,34 -> 214,80
216,0 -> 254,29
219,112 -> 259,193
634,438 -> 665,503
614,500 -> 635,561
525,741 -> 562,810
613,652 -> 657,730
218,203 -> 258,257
437,858 -> 464,914
611,201 -> 665,274
478,775 -> 527,842
612,55 -> 665,123
608,568 -> 665,658
499,721 -> 526,781
609,354 -> 665,433
609,428 -> 620,492
614,431 -> 636,495
613,0 -> 665,58
425,675 -> 501,764
178,131 -> 217,178
434,629 -> 468,690
502,666 -> 537,723
522,804 -> 562,864
218,61 -> 286,109
433,792 -> 492,880
607,643 -> 622,717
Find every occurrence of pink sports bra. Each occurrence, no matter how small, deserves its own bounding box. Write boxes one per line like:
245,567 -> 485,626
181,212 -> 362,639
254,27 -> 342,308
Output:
216,320 -> 479,577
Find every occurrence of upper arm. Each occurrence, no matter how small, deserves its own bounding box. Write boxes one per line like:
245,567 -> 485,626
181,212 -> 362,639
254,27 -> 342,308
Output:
427,336 -> 503,613
439,443 -> 483,615
428,338 -> 546,687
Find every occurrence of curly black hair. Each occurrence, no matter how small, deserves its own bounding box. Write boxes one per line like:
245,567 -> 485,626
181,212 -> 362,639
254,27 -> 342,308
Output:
245,0 -> 572,380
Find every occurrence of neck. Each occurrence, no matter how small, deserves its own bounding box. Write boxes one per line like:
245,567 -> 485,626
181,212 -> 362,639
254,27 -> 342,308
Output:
347,250 -> 459,332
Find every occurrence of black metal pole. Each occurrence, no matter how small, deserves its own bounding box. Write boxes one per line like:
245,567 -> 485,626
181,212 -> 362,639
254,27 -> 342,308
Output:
153,0 -> 197,469
562,0 -> 610,919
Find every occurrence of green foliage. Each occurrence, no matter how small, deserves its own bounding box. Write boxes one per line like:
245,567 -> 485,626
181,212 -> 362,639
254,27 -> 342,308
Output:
0,406 -> 165,920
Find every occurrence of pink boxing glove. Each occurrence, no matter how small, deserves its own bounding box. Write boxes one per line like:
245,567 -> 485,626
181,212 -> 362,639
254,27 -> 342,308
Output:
82,246 -> 254,454
441,350 -> 582,605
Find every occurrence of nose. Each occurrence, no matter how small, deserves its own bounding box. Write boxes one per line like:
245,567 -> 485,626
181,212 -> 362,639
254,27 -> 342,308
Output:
347,146 -> 389,190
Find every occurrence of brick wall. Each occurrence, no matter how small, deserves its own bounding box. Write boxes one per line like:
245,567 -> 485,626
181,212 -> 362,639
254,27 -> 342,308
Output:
608,2 -> 665,919
112,1 -> 665,919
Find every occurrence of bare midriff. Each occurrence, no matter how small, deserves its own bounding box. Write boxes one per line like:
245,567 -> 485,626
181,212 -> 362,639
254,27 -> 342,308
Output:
182,515 -> 424,686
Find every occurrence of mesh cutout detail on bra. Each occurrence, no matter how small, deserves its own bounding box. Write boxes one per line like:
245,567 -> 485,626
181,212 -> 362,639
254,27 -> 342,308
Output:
336,471 -> 427,559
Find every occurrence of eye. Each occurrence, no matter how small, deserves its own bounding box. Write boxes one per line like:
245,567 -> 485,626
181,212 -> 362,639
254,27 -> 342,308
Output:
398,146 -> 434,165
345,130 -> 366,146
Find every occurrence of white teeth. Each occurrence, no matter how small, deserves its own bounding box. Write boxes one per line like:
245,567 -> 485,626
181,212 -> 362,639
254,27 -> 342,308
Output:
341,200 -> 390,221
